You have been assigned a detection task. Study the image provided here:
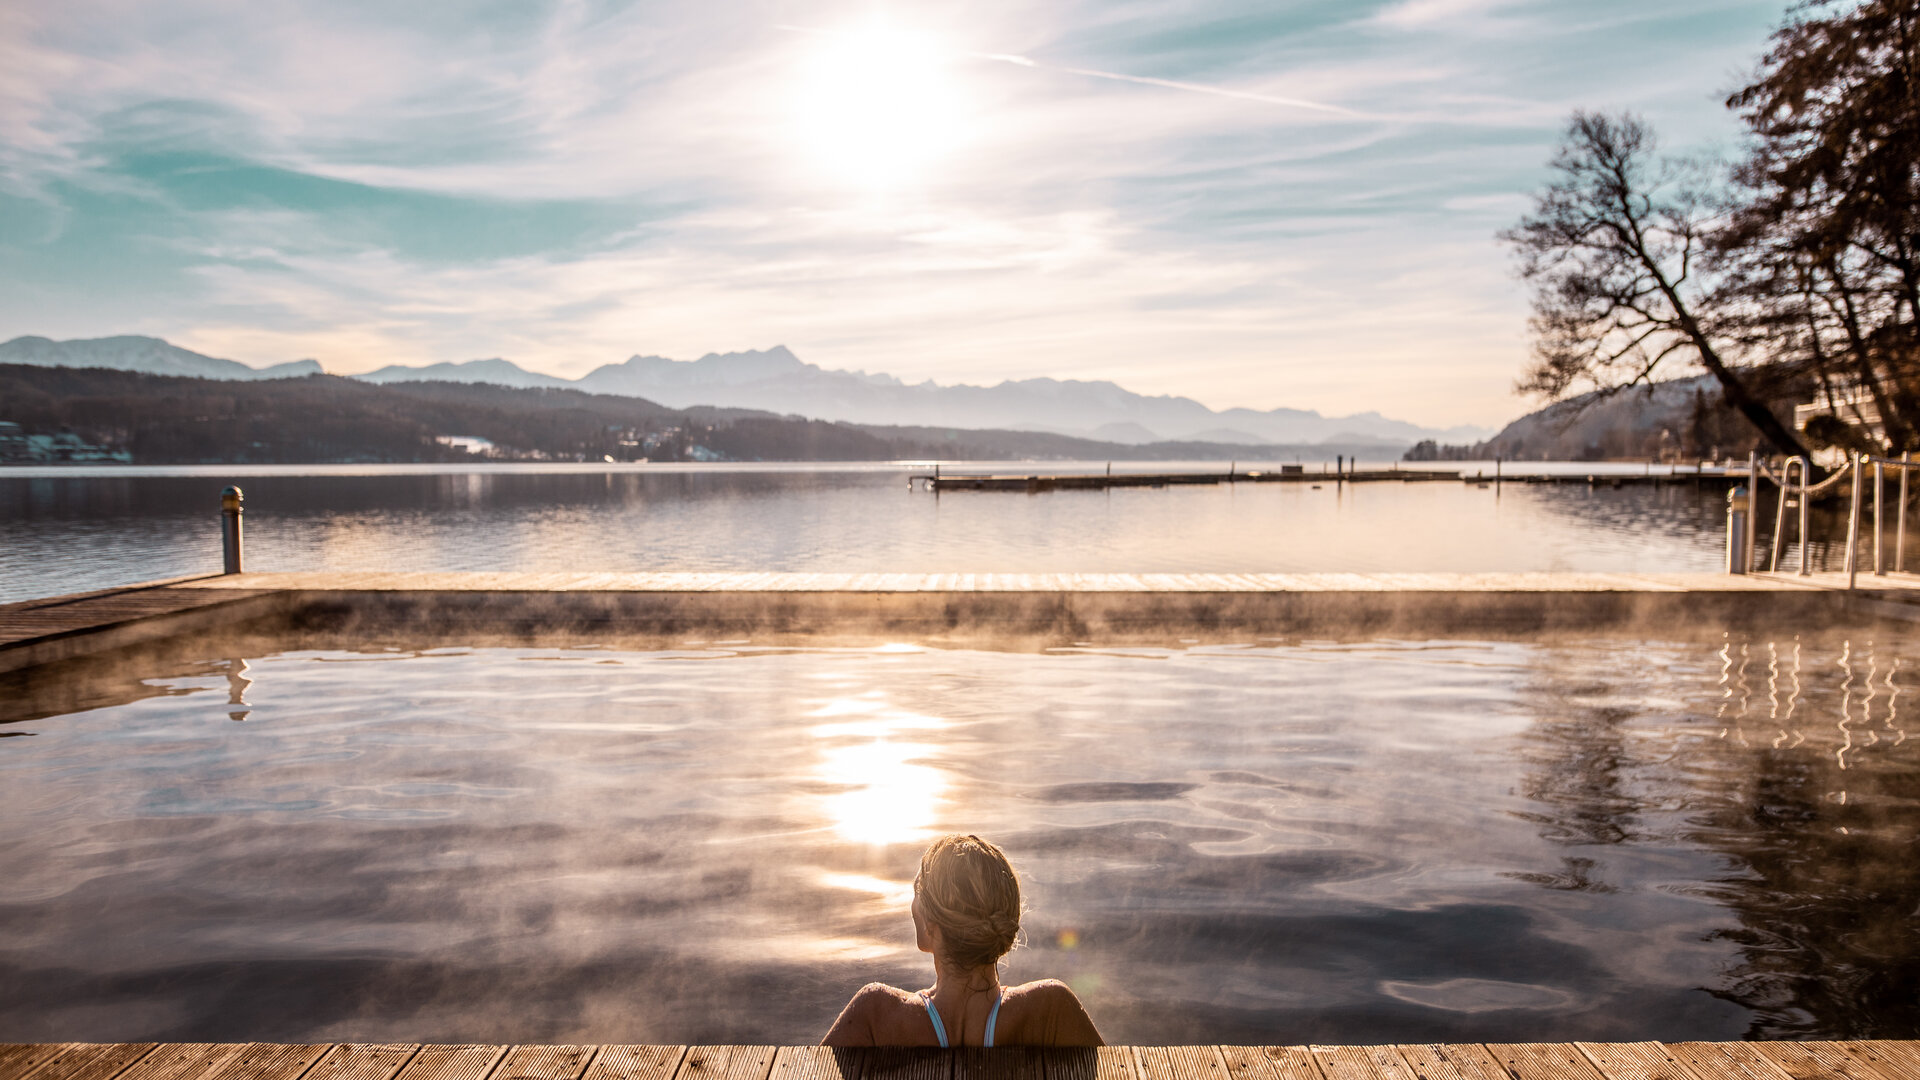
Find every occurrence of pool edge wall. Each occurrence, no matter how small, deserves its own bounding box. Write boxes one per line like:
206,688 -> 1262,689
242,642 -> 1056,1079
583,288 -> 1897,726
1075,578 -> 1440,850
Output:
7,581 -> 1917,676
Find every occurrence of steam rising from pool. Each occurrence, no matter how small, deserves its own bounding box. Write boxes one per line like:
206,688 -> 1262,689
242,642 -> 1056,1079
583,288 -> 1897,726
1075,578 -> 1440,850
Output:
1,634 -> 1917,1043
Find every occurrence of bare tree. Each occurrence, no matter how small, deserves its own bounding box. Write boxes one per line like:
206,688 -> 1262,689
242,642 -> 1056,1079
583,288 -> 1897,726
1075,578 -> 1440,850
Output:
1722,0 -> 1920,452
1503,111 -> 1811,457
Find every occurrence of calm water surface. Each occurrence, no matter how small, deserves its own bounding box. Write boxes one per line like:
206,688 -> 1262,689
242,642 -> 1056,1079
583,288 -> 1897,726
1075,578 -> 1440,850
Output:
0,463 -> 1766,602
2,632 -> 1915,1043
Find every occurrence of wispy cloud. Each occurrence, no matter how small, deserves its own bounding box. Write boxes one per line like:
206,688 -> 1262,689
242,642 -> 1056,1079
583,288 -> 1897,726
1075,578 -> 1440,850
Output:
0,0 -> 1790,426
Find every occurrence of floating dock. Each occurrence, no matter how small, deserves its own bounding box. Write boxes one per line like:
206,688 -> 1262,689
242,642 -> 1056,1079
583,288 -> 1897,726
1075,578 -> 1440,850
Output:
0,1041 -> 1914,1080
6,571 -> 1920,675
915,469 -> 1751,493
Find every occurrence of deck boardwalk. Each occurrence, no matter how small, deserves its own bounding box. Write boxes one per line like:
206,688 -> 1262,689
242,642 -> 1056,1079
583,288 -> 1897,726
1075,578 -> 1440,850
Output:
0,1045 -> 1912,1080
7,569 -> 1920,676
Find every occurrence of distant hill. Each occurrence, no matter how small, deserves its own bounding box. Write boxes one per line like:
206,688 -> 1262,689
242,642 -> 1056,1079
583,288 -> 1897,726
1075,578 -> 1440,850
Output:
7,333 -> 1490,447
1420,372 -> 1809,462
358,357 -> 572,390
0,335 -> 321,380
0,365 -> 1396,465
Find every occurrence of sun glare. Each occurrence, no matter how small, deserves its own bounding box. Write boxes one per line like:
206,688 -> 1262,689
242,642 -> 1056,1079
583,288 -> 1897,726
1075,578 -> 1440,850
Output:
789,20 -> 972,190
806,689 -> 948,845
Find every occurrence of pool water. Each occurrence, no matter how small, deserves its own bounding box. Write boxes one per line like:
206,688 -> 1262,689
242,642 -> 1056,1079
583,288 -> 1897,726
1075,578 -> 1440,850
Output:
2,634 -> 1916,1044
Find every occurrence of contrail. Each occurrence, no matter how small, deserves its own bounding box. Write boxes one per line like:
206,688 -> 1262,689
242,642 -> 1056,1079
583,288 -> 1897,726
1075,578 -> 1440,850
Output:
775,25 -> 1354,117
977,52 -> 1355,116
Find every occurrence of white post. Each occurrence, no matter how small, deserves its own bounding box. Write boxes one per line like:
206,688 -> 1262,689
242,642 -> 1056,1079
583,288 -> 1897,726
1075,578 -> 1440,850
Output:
1747,450 -> 1759,574
1875,459 -> 1887,575
1800,460 -> 1812,576
1901,451 -> 1911,572
1847,454 -> 1864,589
1727,485 -> 1751,575
1770,457 -> 1796,573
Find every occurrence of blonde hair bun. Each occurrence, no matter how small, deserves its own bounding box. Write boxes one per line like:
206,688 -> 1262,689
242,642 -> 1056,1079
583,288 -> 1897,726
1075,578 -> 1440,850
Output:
917,834 -> 1022,970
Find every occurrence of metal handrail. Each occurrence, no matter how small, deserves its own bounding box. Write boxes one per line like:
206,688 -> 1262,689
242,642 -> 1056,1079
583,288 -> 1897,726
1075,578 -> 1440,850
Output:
1769,456 -> 1812,575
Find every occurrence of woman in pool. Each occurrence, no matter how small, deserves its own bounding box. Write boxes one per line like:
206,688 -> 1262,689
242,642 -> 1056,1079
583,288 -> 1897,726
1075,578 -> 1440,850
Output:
822,834 -> 1103,1047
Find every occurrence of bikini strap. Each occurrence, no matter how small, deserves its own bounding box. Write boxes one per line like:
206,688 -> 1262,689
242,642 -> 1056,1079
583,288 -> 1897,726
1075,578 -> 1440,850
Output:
984,991 -> 1003,1048
919,992 -> 949,1048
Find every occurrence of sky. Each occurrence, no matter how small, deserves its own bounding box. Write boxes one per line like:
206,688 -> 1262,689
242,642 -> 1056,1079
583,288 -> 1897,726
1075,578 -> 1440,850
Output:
0,0 -> 1791,428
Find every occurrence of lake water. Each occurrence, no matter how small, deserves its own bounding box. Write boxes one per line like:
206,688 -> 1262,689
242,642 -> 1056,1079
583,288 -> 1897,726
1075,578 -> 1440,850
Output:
0,462 -> 1782,603
2,631 -> 1915,1044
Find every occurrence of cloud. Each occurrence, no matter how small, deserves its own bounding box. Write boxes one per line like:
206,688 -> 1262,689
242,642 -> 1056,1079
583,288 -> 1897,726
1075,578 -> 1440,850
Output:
0,0 -> 1790,427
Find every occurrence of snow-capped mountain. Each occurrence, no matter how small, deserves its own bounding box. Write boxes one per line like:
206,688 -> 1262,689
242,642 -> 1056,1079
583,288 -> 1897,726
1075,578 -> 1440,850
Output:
0,336 -> 321,380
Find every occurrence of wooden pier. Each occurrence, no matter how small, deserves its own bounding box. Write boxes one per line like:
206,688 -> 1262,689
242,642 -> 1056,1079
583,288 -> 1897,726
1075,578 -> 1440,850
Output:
6,571 -> 1920,676
914,468 -> 1750,493
0,1041 -> 1915,1080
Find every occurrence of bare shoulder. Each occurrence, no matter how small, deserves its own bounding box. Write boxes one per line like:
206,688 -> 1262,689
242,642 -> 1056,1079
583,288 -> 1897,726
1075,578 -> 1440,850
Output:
822,983 -> 927,1047
1006,978 -> 1080,1004
1001,979 -> 1103,1046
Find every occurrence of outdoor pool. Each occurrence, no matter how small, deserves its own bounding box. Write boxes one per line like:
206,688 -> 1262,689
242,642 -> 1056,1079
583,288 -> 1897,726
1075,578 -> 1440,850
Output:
2,630 -> 1915,1044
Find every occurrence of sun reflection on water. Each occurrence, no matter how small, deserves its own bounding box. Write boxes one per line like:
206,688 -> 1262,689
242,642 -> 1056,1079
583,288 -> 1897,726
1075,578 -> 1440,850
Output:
807,685 -> 949,846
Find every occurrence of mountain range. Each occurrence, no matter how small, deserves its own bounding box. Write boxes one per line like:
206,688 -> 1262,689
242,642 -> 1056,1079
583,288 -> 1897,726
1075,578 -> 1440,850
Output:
0,335 -> 322,380
2,335 -> 1493,446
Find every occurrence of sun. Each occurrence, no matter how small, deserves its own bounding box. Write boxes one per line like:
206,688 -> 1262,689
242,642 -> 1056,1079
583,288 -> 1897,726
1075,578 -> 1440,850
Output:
788,20 -> 972,191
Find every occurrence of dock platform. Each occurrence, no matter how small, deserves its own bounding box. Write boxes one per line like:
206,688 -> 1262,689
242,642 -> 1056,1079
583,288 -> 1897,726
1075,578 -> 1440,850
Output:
915,469 -> 1749,493
1,1042 -> 1915,1080
5,571 -> 1920,675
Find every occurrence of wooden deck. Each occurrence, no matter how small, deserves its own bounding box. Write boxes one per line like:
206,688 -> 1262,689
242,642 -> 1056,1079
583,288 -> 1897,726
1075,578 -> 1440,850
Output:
8,570 -> 1920,675
1,1042 -> 1916,1080
0,577 -> 283,673
158,569 -> 1920,594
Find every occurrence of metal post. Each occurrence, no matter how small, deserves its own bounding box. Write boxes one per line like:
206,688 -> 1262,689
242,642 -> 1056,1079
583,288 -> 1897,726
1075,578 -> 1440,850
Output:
1901,451 -> 1911,572
1800,459 -> 1811,576
1771,457 -> 1809,575
220,486 -> 244,574
1770,457 -> 1790,573
1727,485 -> 1750,574
1746,450 -> 1759,574
1875,459 -> 1886,575
1846,455 -> 1864,590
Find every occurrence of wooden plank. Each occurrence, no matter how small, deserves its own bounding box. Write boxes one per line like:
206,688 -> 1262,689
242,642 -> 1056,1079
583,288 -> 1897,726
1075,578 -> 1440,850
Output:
202,1046 -> 330,1080
0,1046 -> 78,1080
41,1047 -> 161,1080
768,1049 -> 858,1080
1135,1048 -> 1228,1080
1252,1049 -> 1323,1080
13,1047 -> 114,1080
301,1046 -> 421,1080
1829,1046 -> 1920,1080
493,1048 -> 598,1080
1392,1046 -> 1506,1080
1311,1048 -> 1412,1080
583,1049 -> 687,1080
860,1050 -> 948,1080
114,1045 -> 250,1080
1035,1048 -> 1106,1080
675,1049 -> 778,1080
1484,1045 -> 1608,1080
955,1048 -> 1041,1080
1662,1045 -> 1790,1080
1752,1045 -> 1886,1080
388,1047 -> 507,1080
1850,1049 -> 1920,1080
1575,1044 -> 1701,1080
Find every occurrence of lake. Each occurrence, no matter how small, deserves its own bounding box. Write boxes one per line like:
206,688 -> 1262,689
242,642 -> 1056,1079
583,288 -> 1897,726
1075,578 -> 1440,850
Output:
0,462 -> 1770,603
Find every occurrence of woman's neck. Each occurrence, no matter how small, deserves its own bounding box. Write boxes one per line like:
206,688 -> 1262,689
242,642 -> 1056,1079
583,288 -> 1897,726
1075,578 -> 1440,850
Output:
928,959 -> 1001,1001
